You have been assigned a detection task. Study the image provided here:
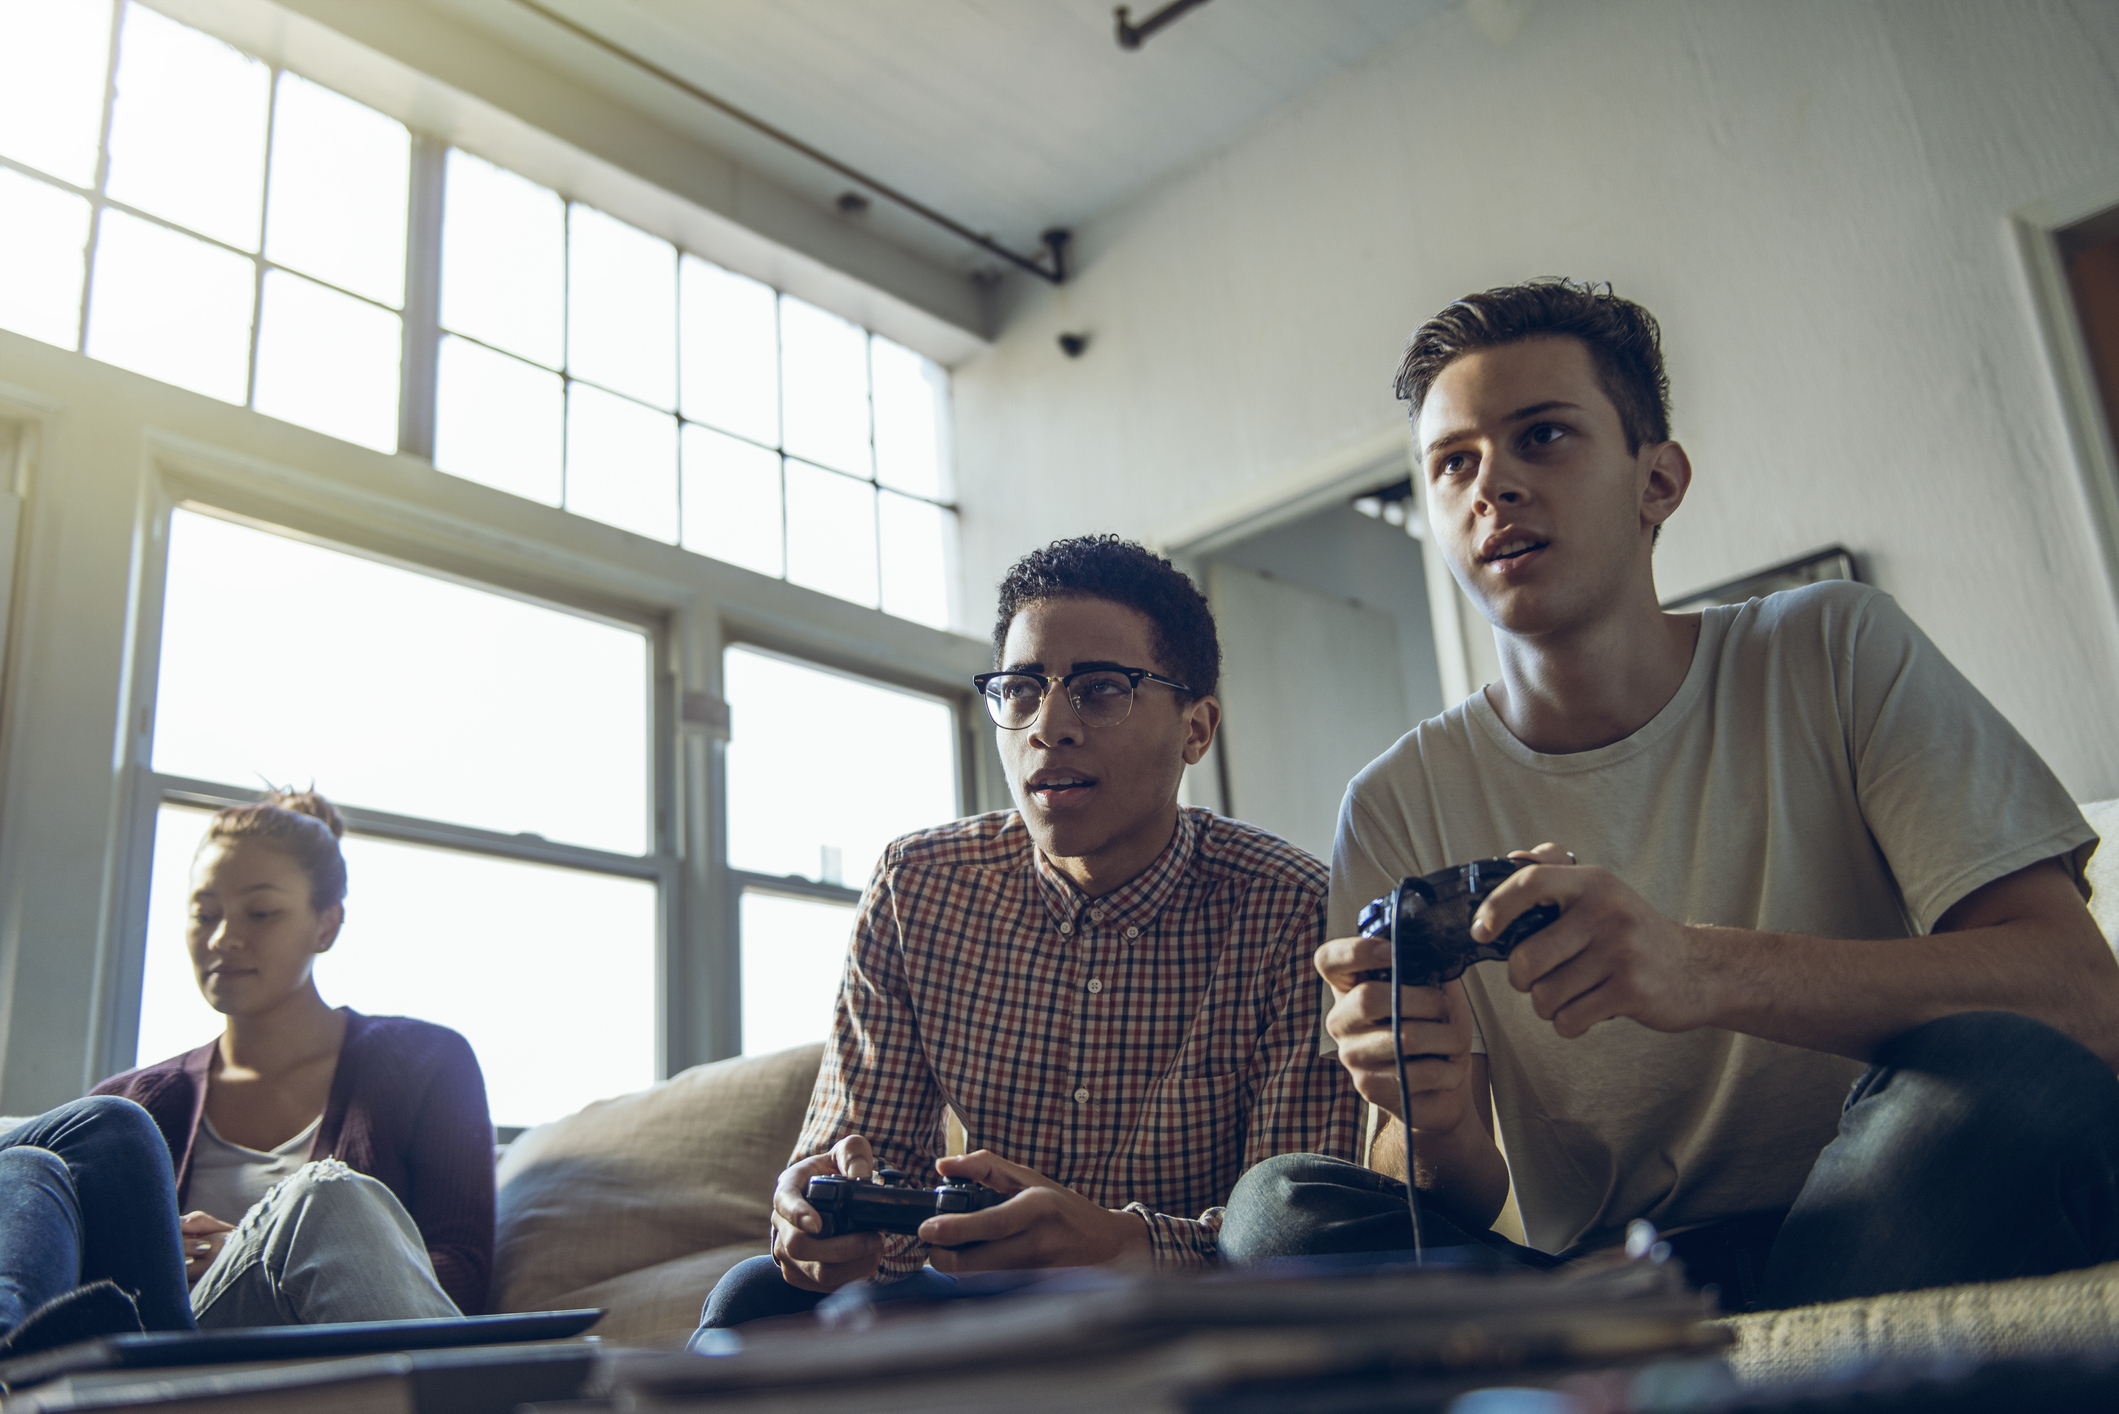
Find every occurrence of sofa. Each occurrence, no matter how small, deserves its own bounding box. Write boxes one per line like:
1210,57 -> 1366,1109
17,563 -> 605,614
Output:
491,799 -> 2119,1380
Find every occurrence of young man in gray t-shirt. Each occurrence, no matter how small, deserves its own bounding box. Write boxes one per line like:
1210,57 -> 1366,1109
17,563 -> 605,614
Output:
1221,279 -> 2119,1310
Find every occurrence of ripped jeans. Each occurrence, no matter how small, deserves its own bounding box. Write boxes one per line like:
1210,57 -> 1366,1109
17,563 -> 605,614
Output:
191,1159 -> 462,1328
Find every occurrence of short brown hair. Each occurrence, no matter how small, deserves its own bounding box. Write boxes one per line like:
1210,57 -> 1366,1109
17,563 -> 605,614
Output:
992,536 -> 1220,701
1393,279 -> 1671,452
204,789 -> 348,910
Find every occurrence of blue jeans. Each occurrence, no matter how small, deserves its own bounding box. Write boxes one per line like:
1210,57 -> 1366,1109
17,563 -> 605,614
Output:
693,1254 -> 960,1335
0,1096 -> 195,1335
1220,1012 -> 2119,1310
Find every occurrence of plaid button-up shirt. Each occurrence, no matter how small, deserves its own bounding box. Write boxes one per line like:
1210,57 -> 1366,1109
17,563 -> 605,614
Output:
794,806 -> 1363,1275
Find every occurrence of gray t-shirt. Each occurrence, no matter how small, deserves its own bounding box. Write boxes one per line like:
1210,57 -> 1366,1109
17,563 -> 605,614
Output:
1332,581 -> 2096,1255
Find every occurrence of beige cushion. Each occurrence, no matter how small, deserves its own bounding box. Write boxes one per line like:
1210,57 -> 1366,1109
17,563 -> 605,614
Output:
491,1043 -> 823,1322
2081,798 -> 2117,945
521,1242 -> 768,1347
1718,1260 -> 2119,1386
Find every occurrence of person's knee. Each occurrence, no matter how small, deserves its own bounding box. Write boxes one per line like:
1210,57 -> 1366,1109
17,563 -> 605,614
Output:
0,1145 -> 72,1192
1220,1153 -> 1377,1264
694,1255 -> 815,1336
256,1161 -> 411,1244
1872,1011 -> 2119,1154
59,1095 -> 163,1152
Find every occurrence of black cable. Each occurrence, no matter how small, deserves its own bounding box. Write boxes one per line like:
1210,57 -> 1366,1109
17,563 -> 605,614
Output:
1390,957 -> 1426,1266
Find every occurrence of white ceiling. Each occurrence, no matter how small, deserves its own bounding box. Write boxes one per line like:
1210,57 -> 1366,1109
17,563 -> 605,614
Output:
427,0 -> 1453,278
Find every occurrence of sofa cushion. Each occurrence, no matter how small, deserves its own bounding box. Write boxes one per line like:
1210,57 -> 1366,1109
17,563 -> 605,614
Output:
1718,1259 -> 2119,1386
523,1242 -> 768,1347
491,1043 -> 822,1318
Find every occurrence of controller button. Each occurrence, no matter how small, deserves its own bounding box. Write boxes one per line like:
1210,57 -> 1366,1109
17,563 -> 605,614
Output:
1087,978 -> 1103,994
1072,1087 -> 1090,1103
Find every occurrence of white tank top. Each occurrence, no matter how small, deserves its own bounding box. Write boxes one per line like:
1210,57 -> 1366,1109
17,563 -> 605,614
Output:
185,1114 -> 321,1222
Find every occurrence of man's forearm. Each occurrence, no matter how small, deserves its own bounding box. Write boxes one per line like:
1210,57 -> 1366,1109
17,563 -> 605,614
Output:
1696,917 -> 2119,1065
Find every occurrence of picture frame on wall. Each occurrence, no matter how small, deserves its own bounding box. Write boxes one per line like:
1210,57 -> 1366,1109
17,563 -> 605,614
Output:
1660,545 -> 1859,613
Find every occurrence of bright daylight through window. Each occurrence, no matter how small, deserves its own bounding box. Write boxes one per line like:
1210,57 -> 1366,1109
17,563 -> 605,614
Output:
0,0 -> 957,629
723,647 -> 961,1055
143,510 -> 658,1128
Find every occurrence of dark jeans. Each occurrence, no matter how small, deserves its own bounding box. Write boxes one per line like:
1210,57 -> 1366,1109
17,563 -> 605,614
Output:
693,1254 -> 961,1334
1221,1012 -> 2119,1311
0,1096 -> 195,1336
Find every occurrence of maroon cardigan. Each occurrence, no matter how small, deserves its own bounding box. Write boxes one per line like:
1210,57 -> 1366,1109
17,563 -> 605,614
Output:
92,1010 -> 495,1315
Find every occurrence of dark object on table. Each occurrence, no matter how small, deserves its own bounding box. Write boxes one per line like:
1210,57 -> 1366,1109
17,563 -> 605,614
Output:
806,1172 -> 1008,1238
1357,857 -> 1562,989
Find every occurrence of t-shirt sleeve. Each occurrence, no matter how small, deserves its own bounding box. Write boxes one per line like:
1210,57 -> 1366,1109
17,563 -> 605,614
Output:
1842,589 -> 2096,932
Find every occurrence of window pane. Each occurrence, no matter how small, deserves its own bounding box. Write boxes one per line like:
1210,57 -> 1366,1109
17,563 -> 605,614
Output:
264,73 -> 408,307
0,0 -> 112,188
679,257 -> 778,447
871,337 -> 948,499
879,491 -> 951,630
86,209 -> 255,404
779,296 -> 870,477
441,149 -> 562,368
154,509 -> 650,853
724,645 -> 958,886
253,269 -> 401,453
785,460 -> 877,608
740,891 -> 852,1057
565,383 -> 678,543
567,204 -> 675,410
435,335 -> 562,506
681,425 -> 781,578
104,3 -> 269,251
138,802 -> 657,1129
0,170 -> 91,349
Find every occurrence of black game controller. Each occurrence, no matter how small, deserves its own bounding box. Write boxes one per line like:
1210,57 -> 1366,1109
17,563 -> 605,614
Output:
1357,857 -> 1563,987
804,1170 -> 1008,1238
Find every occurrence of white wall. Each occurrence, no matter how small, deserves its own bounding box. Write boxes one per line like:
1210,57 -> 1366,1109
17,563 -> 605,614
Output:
952,0 -> 2119,799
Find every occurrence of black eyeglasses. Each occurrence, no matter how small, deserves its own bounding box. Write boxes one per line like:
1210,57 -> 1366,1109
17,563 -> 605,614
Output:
972,665 -> 1192,731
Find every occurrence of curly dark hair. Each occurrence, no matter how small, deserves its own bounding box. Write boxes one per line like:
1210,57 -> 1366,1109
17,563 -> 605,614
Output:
991,535 -> 1220,701
1393,279 -> 1671,452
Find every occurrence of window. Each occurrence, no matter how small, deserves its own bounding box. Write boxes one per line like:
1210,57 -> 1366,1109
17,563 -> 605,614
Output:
722,646 -> 962,1054
138,509 -> 662,1127
0,1 -> 957,629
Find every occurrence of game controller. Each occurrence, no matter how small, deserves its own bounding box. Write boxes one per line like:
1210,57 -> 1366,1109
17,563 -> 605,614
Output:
804,1170 -> 1009,1238
1357,857 -> 1563,987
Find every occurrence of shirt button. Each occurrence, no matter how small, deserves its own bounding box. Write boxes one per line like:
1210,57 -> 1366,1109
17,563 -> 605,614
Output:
1058,921 -> 1073,935
1072,1087 -> 1090,1103
1124,926 -> 1140,940
1087,979 -> 1103,994
1091,907 -> 1105,921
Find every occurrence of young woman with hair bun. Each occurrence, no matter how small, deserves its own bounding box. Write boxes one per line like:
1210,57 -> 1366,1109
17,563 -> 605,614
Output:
89,790 -> 495,1326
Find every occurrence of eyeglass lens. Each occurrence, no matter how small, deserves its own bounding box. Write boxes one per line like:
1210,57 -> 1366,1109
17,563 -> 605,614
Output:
984,671 -> 1135,729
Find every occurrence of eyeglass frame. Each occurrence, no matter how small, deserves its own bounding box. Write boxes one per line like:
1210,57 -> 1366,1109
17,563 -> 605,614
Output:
972,663 -> 1194,731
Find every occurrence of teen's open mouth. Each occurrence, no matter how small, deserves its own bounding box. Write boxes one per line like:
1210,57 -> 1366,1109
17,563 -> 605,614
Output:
1028,773 -> 1097,803
1482,537 -> 1549,563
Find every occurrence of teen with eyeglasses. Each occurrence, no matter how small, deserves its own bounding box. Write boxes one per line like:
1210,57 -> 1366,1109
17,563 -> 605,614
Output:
693,535 -> 1362,1331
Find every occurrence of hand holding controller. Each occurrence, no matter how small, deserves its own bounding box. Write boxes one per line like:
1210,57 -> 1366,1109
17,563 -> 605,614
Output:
804,1170 -> 1008,1239
1357,857 -> 1563,987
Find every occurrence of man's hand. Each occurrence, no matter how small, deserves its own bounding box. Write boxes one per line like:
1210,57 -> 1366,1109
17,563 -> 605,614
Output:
1478,844 -> 1717,1039
180,1211 -> 235,1286
919,1150 -> 1151,1273
769,1135 -> 885,1293
1315,934 -> 1478,1131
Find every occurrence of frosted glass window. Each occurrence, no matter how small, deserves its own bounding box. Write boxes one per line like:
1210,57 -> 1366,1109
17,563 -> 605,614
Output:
872,338 -> 948,499
724,646 -> 958,886
740,891 -> 854,1057
441,149 -> 563,368
679,257 -> 779,447
565,383 -> 678,544
779,296 -> 870,477
567,205 -> 675,410
264,74 -> 408,307
104,4 -> 270,251
879,491 -> 951,630
784,460 -> 877,609
0,0 -> 113,188
681,424 -> 782,578
253,270 -> 401,453
86,210 -> 255,404
138,803 -> 657,1129
435,336 -> 563,506
154,509 -> 650,853
0,171 -> 92,349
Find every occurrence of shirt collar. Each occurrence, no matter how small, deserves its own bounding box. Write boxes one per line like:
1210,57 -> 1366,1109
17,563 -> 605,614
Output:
1031,807 -> 1201,939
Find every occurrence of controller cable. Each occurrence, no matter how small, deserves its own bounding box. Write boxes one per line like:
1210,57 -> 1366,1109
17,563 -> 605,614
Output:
1389,928 -> 1426,1266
